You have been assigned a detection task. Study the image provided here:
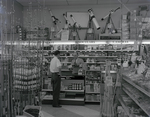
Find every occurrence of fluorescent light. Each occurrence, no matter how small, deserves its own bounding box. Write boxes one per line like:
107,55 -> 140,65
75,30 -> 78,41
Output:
109,42 -> 134,44
109,41 -> 134,44
51,41 -> 76,45
142,41 -> 150,44
78,42 -> 106,45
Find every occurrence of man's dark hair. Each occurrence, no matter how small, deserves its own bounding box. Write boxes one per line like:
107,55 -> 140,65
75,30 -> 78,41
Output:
53,50 -> 60,55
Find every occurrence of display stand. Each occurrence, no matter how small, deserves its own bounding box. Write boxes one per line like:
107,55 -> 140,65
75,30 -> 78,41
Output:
101,61 -> 115,117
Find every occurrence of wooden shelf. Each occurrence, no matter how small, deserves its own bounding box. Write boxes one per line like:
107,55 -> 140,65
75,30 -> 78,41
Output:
61,90 -> 84,93
118,97 -> 132,117
86,92 -> 99,94
45,56 -> 118,58
43,50 -> 137,52
85,100 -> 99,103
122,75 -> 150,98
87,70 -> 100,72
86,78 -> 100,80
86,62 -> 117,64
42,89 -> 52,91
61,69 -> 70,72
43,97 -> 84,101
123,88 -> 150,116
42,89 -> 84,93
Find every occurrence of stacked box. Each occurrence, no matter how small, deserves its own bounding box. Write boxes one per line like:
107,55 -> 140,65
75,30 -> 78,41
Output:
142,17 -> 150,39
130,14 -> 142,40
122,14 -> 130,40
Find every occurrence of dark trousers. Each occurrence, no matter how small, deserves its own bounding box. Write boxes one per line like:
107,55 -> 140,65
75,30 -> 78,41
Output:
51,73 -> 61,106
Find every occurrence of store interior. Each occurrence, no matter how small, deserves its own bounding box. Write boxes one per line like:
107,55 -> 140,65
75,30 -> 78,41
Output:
0,0 -> 150,117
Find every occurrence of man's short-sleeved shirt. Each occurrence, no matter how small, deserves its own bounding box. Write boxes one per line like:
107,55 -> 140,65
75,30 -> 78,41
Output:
50,56 -> 62,73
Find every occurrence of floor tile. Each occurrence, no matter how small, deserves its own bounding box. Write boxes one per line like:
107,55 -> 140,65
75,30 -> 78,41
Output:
42,111 -> 54,117
42,105 -> 83,117
85,104 -> 100,112
62,105 -> 100,117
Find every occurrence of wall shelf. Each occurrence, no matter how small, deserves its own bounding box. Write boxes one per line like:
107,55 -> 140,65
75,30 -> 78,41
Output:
85,100 -> 99,103
122,75 -> 150,98
123,88 -> 150,116
42,97 -> 84,102
118,97 -> 132,117
85,92 -> 99,94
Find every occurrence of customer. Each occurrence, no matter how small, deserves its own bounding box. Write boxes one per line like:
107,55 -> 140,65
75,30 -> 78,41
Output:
50,50 -> 62,107
71,52 -> 85,79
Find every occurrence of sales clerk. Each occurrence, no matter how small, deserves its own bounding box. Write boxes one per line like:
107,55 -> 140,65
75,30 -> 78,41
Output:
71,52 -> 86,79
50,50 -> 62,107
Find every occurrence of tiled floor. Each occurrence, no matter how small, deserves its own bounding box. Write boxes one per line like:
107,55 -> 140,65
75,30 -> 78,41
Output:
41,104 -> 100,117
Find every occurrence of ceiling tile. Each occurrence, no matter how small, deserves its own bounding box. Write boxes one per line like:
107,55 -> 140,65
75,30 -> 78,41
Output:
68,0 -> 97,5
97,0 -> 119,4
127,0 -> 150,4
44,1 -> 68,6
17,0 -> 68,6
16,0 -> 38,6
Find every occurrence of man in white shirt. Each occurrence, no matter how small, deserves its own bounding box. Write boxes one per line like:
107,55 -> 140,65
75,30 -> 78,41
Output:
50,50 -> 62,107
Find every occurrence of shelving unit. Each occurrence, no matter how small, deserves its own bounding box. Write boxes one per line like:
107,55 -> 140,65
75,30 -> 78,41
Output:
42,77 -> 85,105
0,60 -> 14,117
42,89 -> 84,93
121,73 -> 150,117
11,41 -> 43,115
123,88 -> 150,116
118,97 -> 132,117
122,75 -> 150,97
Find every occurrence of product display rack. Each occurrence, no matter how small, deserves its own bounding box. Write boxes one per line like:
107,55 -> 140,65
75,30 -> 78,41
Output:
42,77 -> 85,105
0,59 -> 14,117
118,96 -> 132,117
118,69 -> 150,117
10,41 -> 44,115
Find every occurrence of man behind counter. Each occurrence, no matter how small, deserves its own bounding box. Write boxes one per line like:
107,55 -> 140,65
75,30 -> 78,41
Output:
70,52 -> 87,79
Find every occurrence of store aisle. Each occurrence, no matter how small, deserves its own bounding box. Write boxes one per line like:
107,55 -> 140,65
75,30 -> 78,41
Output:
42,104 -> 100,117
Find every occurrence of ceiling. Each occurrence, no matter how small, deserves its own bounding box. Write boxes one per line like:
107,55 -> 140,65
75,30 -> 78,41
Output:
16,0 -> 150,6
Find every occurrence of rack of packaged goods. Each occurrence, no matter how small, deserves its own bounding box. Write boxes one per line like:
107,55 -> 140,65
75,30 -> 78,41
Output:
0,59 -> 14,117
118,67 -> 150,117
12,41 -> 43,115
85,70 -> 101,103
42,78 -> 85,105
117,93 -> 148,117
84,44 -> 120,103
